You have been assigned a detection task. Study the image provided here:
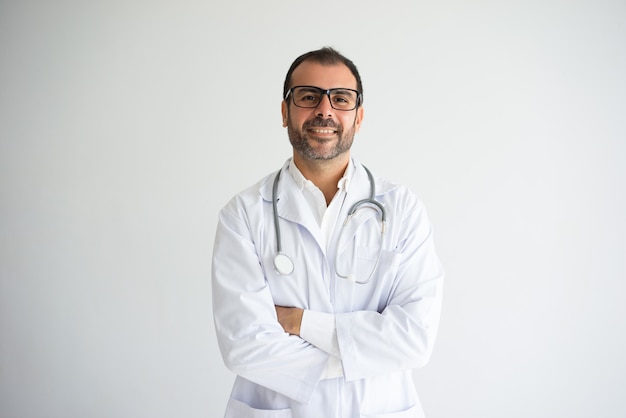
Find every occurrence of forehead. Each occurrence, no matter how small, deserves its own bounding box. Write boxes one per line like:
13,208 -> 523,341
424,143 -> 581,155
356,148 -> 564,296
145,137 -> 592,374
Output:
290,61 -> 357,90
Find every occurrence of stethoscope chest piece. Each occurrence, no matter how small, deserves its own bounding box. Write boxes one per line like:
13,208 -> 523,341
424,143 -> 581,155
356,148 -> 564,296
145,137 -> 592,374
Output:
271,164 -> 385,283
273,252 -> 294,276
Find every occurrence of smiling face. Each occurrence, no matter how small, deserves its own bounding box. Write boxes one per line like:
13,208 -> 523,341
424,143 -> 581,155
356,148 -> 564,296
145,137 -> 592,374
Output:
282,61 -> 364,165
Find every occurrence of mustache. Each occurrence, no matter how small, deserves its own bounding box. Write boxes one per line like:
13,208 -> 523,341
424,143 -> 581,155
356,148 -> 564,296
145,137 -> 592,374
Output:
304,117 -> 338,129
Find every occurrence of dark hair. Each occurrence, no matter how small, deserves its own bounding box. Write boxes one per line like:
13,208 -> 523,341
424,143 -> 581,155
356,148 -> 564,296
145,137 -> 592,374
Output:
282,47 -> 363,104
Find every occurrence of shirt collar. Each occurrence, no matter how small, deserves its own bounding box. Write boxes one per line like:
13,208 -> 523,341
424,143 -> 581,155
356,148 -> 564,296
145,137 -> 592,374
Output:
337,159 -> 354,193
287,158 -> 355,193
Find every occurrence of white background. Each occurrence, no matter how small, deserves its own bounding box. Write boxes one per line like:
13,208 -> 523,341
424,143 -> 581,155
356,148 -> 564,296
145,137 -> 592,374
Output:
1,1 -> 625,417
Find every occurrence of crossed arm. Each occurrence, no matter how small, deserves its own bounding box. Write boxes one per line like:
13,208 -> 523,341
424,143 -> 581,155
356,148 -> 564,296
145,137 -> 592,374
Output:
275,306 -> 304,335
213,194 -> 444,402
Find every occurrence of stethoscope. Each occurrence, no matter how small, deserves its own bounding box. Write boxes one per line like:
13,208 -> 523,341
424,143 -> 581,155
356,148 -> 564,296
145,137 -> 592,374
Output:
272,165 -> 386,284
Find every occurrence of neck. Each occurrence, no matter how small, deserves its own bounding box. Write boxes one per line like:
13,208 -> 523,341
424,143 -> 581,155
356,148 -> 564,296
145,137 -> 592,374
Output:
293,153 -> 350,205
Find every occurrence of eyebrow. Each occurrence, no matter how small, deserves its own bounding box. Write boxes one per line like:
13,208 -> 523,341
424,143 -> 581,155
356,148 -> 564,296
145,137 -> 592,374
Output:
296,86 -> 356,93
297,86 -> 322,93
330,88 -> 356,94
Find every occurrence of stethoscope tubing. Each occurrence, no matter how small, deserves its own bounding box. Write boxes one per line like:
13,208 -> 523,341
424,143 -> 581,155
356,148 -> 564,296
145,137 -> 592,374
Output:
271,164 -> 386,283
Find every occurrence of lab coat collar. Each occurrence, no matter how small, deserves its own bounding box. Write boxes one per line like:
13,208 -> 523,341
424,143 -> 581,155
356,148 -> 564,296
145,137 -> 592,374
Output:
259,157 -> 397,253
259,158 -> 397,211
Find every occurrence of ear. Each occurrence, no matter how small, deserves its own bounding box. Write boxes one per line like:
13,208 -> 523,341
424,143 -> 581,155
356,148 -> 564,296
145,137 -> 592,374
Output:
281,100 -> 288,127
354,106 -> 364,132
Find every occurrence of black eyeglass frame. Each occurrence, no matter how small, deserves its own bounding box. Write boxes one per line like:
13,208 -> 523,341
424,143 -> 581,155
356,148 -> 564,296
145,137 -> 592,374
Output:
284,85 -> 363,111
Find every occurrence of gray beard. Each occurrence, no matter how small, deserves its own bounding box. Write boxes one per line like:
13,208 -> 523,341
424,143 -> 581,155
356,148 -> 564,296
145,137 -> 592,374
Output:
287,118 -> 356,161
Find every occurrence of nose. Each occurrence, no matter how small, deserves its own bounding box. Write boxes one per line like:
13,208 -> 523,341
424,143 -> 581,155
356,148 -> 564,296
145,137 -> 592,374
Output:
315,93 -> 334,118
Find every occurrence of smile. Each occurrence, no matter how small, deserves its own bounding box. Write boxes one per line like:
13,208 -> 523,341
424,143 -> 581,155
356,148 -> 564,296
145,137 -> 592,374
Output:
308,128 -> 337,134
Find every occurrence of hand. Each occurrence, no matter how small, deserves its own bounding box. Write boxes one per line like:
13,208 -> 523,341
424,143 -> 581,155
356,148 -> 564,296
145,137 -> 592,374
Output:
275,306 -> 304,336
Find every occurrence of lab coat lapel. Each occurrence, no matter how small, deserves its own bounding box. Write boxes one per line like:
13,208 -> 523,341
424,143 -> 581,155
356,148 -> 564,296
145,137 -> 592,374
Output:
262,165 -> 325,251
277,185 -> 320,236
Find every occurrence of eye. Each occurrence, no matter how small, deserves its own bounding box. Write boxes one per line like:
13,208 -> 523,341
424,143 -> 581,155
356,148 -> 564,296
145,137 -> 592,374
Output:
294,88 -> 322,105
301,94 -> 319,102
330,90 -> 357,108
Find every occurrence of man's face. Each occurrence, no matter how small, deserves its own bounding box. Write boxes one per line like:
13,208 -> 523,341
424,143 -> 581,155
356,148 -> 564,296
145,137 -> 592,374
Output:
282,61 -> 364,162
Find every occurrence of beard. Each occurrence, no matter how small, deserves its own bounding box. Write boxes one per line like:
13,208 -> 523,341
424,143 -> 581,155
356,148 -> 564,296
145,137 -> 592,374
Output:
287,116 -> 357,161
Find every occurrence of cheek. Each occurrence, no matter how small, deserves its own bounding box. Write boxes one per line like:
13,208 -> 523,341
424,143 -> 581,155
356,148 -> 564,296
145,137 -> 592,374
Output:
341,115 -> 360,131
287,112 -> 312,130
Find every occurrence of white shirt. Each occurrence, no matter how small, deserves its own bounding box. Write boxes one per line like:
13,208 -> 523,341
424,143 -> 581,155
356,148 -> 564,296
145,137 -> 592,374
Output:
287,160 -> 355,379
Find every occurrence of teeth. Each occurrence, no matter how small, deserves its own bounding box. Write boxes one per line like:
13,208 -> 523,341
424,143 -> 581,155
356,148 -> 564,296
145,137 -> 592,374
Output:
311,129 -> 335,134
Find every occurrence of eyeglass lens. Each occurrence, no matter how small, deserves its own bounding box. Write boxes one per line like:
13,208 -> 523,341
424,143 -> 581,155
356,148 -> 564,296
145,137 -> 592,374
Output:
291,86 -> 359,110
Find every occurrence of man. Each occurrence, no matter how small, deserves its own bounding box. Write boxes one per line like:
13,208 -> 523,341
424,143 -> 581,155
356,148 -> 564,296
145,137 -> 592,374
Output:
212,47 -> 444,418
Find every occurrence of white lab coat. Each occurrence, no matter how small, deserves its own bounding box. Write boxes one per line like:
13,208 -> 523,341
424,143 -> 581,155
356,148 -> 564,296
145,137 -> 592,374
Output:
212,159 -> 444,418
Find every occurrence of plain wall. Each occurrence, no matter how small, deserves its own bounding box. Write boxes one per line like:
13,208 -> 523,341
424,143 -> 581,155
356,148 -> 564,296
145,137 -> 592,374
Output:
1,1 -> 625,417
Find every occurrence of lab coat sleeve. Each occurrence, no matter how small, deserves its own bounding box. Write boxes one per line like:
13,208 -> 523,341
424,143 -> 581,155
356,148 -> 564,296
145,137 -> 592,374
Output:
300,310 -> 340,358
335,194 -> 444,382
212,200 -> 329,404
300,310 -> 344,379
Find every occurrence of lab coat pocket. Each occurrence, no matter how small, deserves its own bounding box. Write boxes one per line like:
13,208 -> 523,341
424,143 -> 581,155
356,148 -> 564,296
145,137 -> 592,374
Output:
225,398 -> 293,418
360,403 -> 424,418
355,247 -> 400,278
365,247 -> 400,268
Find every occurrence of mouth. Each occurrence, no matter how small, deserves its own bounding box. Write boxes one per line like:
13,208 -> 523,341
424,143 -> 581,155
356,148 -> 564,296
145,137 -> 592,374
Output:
307,127 -> 337,135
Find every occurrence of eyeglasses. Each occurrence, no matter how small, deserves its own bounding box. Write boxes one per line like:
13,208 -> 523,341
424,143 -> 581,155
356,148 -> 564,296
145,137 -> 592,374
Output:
285,85 -> 362,111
